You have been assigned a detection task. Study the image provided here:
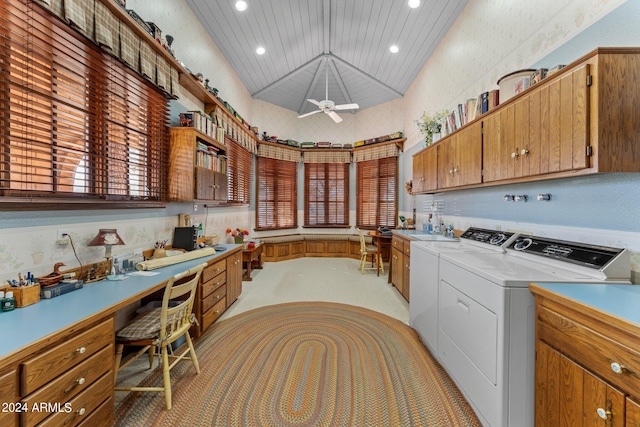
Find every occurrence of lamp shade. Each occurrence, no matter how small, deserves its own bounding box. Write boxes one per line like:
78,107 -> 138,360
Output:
88,229 -> 125,258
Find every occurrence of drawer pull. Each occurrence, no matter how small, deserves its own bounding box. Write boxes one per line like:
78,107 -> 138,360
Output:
65,346 -> 86,359
610,361 -> 640,378
64,376 -> 86,393
77,408 -> 86,416
596,407 -> 610,420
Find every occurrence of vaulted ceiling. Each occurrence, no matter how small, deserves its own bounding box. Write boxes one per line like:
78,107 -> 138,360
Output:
186,0 -> 468,117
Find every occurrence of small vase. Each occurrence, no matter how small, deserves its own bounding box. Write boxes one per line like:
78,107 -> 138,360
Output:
432,133 -> 442,143
234,236 -> 244,244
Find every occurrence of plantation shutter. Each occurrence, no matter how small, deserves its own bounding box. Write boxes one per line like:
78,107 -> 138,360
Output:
256,157 -> 297,230
304,163 -> 349,227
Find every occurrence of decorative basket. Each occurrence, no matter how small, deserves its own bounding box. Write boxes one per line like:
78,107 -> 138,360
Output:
205,234 -> 220,245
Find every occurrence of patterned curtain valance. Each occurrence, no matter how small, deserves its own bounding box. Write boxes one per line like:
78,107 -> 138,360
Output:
303,150 -> 351,164
35,0 -> 180,99
258,144 -> 302,163
352,143 -> 399,162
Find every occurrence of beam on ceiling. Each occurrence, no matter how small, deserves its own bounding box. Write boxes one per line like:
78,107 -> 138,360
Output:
323,0 -> 330,54
251,54 -> 324,98
329,54 -> 404,99
297,59 -> 328,114
327,58 -> 356,111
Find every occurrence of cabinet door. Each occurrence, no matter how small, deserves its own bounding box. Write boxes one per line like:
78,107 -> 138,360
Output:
196,167 -> 215,199
391,247 -> 404,294
535,340 -> 625,427
437,134 -> 457,189
455,121 -> 483,186
538,64 -> 590,175
627,397 -> 640,426
226,251 -> 242,307
402,253 -> 410,302
412,147 -> 438,193
196,169 -> 228,201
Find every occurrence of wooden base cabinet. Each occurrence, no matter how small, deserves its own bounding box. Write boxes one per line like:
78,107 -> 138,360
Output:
532,286 -> 640,426
390,235 -> 410,302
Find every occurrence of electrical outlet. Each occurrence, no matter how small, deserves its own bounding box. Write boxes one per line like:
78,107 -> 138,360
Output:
193,204 -> 198,212
57,229 -> 70,245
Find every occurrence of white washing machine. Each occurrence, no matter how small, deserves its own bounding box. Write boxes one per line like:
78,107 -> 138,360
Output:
437,236 -> 630,427
410,228 -> 519,357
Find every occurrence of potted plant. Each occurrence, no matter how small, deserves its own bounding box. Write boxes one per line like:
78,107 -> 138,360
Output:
226,228 -> 249,244
417,110 -> 448,146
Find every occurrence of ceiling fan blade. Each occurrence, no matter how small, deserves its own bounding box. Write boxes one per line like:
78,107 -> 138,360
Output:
333,103 -> 360,110
306,99 -> 322,107
298,110 -> 322,119
327,110 -> 343,123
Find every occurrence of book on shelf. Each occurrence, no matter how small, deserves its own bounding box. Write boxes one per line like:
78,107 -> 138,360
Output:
488,90 -> 499,111
466,97 -> 478,122
479,92 -> 489,114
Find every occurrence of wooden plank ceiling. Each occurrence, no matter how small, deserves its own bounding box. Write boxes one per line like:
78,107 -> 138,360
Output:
186,0 -> 467,116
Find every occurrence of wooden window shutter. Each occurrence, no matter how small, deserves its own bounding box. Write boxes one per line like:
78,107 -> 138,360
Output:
356,157 -> 398,228
304,163 -> 349,227
256,157 -> 297,230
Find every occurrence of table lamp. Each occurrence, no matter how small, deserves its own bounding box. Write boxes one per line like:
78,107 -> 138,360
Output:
88,229 -> 125,281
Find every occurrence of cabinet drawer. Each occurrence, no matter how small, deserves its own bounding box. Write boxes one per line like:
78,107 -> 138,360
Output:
538,305 -> 640,395
21,318 -> 113,395
403,242 -> 410,256
35,373 -> 111,427
392,238 -> 403,249
20,346 -> 112,426
0,369 -> 18,427
202,271 -> 226,298
202,260 -> 226,283
76,396 -> 113,427
202,284 -> 226,313
202,298 -> 226,331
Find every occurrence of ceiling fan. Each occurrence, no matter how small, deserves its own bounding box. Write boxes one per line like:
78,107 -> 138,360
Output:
298,63 -> 359,123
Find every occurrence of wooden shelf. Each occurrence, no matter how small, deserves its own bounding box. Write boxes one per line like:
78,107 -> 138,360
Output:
100,1 -> 183,73
352,138 -> 406,153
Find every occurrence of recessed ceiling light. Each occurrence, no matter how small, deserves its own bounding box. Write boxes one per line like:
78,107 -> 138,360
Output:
256,46 -> 265,55
235,1 -> 247,12
408,0 -> 420,8
389,45 -> 399,53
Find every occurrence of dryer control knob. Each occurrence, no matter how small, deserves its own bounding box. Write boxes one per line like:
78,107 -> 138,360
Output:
514,238 -> 532,251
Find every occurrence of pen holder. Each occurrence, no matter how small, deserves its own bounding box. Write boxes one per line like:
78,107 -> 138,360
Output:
11,285 -> 41,308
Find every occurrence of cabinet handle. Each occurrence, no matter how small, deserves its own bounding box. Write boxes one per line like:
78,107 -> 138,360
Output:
596,407 -> 610,420
511,151 -> 519,159
610,361 -> 640,378
64,376 -> 86,394
64,346 -> 86,359
521,148 -> 529,156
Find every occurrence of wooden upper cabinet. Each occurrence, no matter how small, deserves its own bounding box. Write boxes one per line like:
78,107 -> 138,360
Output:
483,63 -> 589,183
412,144 -> 438,194
169,127 -> 228,202
438,121 -> 482,188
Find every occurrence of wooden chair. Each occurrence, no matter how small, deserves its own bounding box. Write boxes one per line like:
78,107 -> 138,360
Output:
114,262 -> 206,410
357,228 -> 384,275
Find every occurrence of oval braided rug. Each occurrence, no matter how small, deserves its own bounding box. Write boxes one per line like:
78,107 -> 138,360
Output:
115,302 -> 481,426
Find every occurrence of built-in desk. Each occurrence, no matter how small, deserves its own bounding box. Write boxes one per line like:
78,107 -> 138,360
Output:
0,244 -> 241,427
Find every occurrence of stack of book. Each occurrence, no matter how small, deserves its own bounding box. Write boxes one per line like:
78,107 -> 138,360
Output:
196,142 -> 227,173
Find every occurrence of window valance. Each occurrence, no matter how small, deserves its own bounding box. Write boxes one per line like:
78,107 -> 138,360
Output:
257,144 -> 302,163
352,144 -> 399,162
303,150 -> 351,164
35,0 -> 180,98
